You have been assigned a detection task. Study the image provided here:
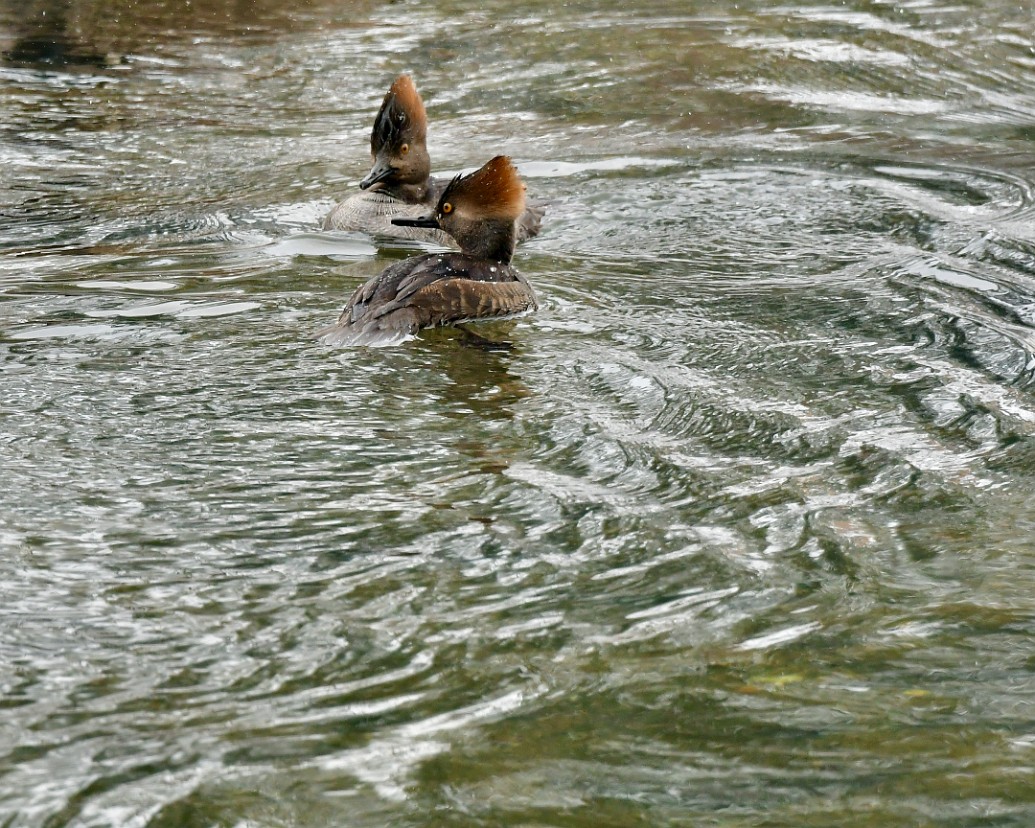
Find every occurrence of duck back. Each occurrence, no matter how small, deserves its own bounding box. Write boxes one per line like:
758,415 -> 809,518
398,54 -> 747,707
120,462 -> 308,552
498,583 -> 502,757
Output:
322,181 -> 456,247
319,252 -> 537,346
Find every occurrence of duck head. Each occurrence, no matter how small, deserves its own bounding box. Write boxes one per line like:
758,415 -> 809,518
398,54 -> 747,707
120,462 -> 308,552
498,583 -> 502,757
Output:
392,155 -> 526,262
360,74 -> 432,193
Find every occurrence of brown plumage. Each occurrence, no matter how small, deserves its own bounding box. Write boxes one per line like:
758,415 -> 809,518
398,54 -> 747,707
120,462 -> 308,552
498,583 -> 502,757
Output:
319,156 -> 538,347
371,75 -> 427,152
442,155 -> 526,222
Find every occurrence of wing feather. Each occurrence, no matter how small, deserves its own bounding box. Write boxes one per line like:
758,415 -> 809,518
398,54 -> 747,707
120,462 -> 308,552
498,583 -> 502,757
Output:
323,253 -> 537,345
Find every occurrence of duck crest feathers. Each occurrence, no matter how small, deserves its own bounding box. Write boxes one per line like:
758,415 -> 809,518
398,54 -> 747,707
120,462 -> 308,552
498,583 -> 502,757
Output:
445,156 -> 526,220
371,74 -> 427,150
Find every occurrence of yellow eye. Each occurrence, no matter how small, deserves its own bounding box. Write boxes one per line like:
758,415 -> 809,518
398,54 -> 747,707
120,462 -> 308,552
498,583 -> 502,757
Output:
441,202 -> 453,215
399,143 -> 409,155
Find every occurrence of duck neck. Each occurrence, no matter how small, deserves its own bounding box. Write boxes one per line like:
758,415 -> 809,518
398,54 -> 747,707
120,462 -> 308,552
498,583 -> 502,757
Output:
458,219 -> 516,263
381,179 -> 431,204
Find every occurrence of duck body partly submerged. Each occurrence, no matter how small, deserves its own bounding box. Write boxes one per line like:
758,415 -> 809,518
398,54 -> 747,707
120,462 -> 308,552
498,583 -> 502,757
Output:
319,252 -> 536,346
320,155 -> 538,347
322,180 -> 455,247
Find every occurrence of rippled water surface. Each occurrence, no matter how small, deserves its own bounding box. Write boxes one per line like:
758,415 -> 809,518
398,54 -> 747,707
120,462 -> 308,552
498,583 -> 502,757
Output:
3,0 -> 1035,824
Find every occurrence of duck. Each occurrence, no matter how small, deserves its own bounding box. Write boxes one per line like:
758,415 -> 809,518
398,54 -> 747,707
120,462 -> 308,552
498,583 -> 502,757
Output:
322,75 -> 543,246
319,155 -> 537,346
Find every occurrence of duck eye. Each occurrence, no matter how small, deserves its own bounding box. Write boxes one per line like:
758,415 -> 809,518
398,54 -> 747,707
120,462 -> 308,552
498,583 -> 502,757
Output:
441,202 -> 453,215
399,143 -> 409,155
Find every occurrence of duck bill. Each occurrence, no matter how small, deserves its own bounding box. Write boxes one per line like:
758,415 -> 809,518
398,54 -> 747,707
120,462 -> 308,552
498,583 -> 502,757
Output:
391,215 -> 439,229
359,159 -> 393,190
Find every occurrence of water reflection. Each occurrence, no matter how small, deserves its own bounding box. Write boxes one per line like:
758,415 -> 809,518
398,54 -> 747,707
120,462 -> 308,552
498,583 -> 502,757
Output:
1,0 -> 376,65
2,0 -> 111,66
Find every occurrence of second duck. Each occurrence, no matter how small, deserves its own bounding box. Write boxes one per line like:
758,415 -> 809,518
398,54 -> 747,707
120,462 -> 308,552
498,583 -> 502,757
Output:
323,75 -> 543,246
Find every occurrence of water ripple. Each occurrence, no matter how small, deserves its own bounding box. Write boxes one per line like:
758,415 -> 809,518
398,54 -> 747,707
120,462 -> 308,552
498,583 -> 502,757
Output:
4,0 -> 1035,823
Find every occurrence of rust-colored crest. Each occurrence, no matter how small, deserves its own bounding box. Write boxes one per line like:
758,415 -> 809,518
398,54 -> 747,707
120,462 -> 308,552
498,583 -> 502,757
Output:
372,74 -> 427,150
443,156 -> 526,220
387,75 -> 425,125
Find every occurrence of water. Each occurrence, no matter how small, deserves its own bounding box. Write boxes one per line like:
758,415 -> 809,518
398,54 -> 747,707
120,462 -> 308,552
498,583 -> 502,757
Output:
3,0 -> 1035,824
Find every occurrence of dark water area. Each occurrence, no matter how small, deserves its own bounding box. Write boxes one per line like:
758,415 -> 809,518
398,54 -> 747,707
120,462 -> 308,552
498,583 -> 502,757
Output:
3,0 -> 1035,825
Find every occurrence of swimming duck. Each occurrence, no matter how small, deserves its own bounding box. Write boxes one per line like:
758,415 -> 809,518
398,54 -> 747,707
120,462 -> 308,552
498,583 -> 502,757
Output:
319,155 -> 537,346
322,75 -> 543,245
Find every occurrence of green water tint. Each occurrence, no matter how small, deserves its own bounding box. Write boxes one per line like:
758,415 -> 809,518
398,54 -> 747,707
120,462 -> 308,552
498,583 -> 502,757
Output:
2,0 -> 1035,825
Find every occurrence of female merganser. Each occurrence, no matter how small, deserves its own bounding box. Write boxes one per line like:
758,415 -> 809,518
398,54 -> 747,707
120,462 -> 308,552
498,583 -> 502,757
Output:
322,75 -> 543,245
319,156 -> 537,346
